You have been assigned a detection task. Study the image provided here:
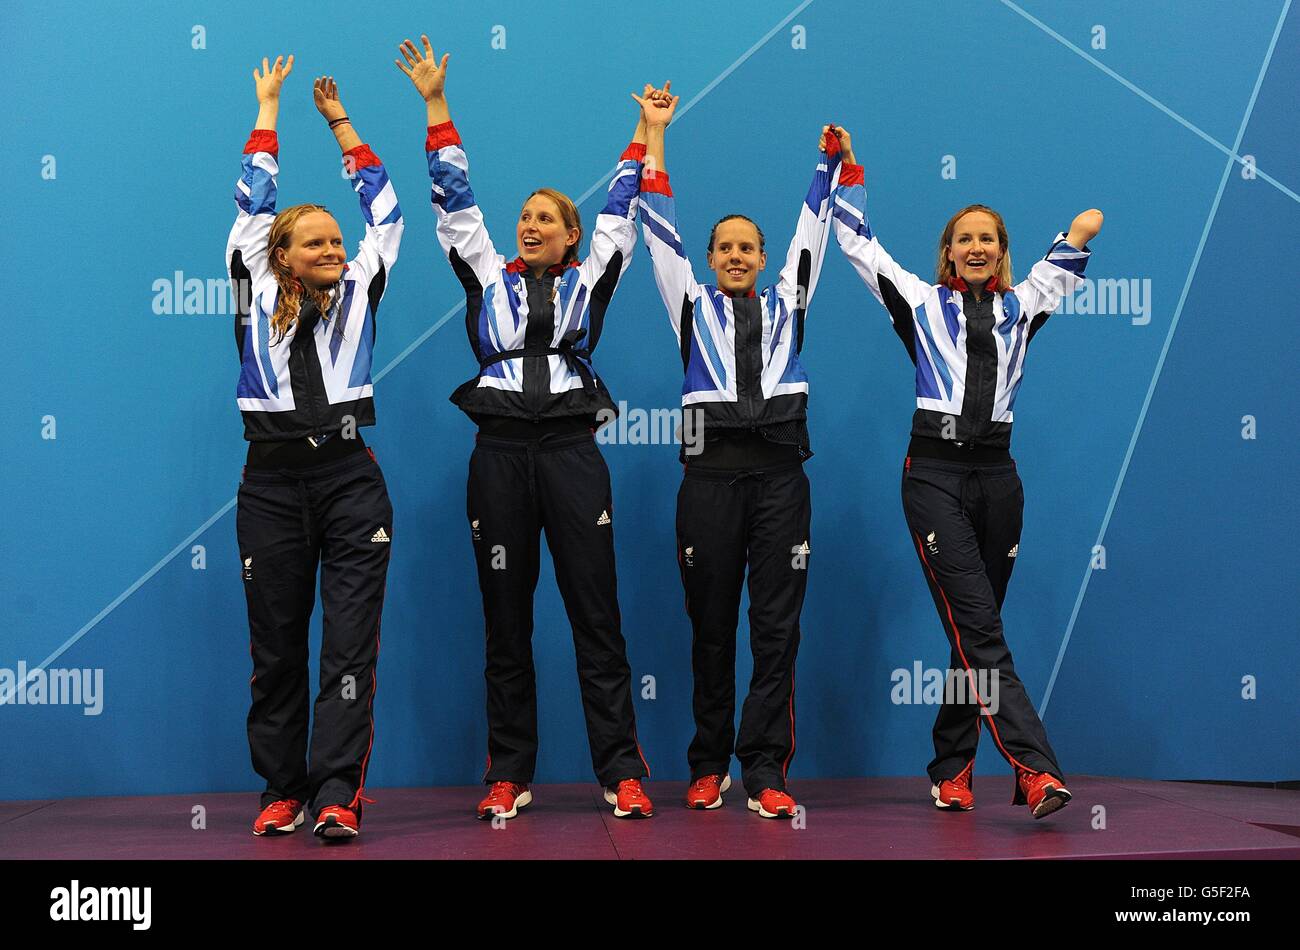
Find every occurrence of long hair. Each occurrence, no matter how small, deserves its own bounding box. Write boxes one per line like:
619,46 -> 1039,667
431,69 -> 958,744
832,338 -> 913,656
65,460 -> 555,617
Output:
935,204 -> 1014,288
525,188 -> 583,264
266,204 -> 339,343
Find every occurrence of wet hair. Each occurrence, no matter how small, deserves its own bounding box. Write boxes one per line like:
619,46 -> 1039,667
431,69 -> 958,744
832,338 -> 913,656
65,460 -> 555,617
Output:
266,204 -> 339,342
707,214 -> 765,253
523,188 -> 583,263
936,204 -> 1014,288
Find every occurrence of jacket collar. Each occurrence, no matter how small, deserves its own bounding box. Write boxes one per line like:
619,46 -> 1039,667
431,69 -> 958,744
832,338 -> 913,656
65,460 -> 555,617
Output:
506,257 -> 578,277
947,275 -> 1000,293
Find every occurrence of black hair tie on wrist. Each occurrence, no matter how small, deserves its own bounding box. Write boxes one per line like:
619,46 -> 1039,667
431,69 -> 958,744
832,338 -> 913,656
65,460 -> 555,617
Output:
328,116 -> 351,129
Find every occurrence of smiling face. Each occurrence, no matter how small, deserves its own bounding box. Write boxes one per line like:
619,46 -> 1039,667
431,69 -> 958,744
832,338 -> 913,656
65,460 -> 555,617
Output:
517,192 -> 580,272
275,211 -> 345,291
946,211 -> 1004,287
707,217 -> 766,295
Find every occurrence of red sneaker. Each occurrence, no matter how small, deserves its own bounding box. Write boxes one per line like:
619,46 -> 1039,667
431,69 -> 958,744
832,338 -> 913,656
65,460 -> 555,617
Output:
1018,769 -> 1071,819
477,781 -> 532,820
747,788 -> 797,819
931,760 -> 975,811
604,778 -> 653,818
252,798 -> 304,836
685,774 -> 732,810
313,804 -> 360,839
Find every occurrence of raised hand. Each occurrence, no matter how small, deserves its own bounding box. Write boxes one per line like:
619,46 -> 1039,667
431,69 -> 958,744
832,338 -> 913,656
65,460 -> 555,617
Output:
820,124 -> 854,164
253,54 -> 294,103
313,76 -> 347,122
631,80 -> 679,128
395,35 -> 450,101
1068,209 -> 1104,247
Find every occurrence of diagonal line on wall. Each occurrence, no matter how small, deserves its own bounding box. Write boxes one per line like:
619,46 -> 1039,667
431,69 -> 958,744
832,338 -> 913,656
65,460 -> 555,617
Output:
1039,0 -> 1292,716
1,0 -> 818,703
1000,0 -> 1298,204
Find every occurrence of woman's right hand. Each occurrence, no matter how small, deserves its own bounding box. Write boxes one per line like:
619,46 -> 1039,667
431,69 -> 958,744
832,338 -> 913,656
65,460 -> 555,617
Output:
253,54 -> 294,104
632,80 -> 678,128
396,35 -> 449,101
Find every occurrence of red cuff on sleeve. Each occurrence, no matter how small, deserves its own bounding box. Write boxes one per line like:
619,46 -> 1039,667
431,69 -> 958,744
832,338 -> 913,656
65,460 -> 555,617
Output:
620,142 -> 647,162
839,163 -> 865,187
426,121 -> 462,151
344,144 -> 382,170
243,129 -> 279,156
641,170 -> 672,196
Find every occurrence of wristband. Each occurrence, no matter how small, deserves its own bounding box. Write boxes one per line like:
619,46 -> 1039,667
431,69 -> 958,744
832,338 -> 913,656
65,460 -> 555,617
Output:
328,116 -> 351,129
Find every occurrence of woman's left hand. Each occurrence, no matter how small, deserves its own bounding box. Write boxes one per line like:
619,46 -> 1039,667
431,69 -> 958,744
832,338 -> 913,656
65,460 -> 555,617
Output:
313,76 -> 347,122
1068,209 -> 1104,247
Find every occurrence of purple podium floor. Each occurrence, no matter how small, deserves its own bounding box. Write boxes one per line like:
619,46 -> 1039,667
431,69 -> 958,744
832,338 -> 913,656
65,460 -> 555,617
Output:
2,776 -> 1297,860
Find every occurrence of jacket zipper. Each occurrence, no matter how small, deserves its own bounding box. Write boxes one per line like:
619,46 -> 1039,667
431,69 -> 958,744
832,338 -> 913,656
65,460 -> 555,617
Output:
966,291 -> 990,450
294,327 -> 323,440
740,301 -> 757,430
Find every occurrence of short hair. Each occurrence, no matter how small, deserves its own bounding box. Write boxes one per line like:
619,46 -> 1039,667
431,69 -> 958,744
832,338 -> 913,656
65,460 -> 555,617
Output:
707,214 -> 765,253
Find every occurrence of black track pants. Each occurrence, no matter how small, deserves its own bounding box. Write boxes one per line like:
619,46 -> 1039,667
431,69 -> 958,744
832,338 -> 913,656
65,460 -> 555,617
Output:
901,456 -> 1063,801
468,431 -> 648,787
237,450 -> 392,821
676,463 -> 811,798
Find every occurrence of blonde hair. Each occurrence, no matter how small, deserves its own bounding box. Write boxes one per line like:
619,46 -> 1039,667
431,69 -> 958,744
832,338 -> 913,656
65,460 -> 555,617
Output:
267,204 -> 339,342
524,188 -> 583,263
936,204 -> 1014,289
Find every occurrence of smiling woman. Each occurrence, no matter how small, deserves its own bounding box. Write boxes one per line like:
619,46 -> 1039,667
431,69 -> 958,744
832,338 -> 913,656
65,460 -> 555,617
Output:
828,126 -> 1103,820
395,34 -> 655,822
225,54 -> 404,844
518,187 -> 582,266
936,204 -> 1014,291
634,86 -> 843,821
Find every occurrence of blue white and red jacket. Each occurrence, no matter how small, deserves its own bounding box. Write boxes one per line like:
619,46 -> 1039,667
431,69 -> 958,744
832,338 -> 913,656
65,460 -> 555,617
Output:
226,129 -> 403,442
637,143 -> 841,442
831,161 -> 1090,450
426,121 -> 644,422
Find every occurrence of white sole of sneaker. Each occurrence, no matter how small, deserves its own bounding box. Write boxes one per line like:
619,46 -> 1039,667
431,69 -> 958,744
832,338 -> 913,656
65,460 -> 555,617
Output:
313,816 -> 359,839
253,810 -> 305,835
930,785 -> 974,811
1031,786 -> 1071,820
686,774 -> 732,810
747,797 -> 795,819
478,789 -> 532,820
604,789 -> 652,819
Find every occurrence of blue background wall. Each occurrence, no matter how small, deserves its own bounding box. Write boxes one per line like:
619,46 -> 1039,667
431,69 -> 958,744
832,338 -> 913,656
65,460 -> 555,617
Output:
2,0 -> 1296,800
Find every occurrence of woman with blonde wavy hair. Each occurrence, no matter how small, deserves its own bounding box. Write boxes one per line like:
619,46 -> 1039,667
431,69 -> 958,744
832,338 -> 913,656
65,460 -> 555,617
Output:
226,54 -> 403,841
828,125 -> 1102,820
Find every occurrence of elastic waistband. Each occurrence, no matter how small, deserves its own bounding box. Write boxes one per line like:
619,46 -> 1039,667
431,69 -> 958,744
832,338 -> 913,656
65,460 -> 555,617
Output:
473,429 -> 595,454
683,459 -> 804,481
905,455 -> 1017,475
907,435 -> 1010,463
241,448 -> 378,484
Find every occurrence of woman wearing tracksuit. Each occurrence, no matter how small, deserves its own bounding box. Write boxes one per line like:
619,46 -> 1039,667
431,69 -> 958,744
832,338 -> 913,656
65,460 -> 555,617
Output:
229,57 -> 403,839
827,125 -> 1102,819
634,87 -> 841,819
395,36 -> 653,820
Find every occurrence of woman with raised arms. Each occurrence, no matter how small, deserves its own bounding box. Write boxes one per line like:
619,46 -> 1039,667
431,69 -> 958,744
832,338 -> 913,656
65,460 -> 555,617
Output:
229,56 -> 403,840
635,84 -> 842,819
828,123 -> 1102,819
396,36 -> 654,820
